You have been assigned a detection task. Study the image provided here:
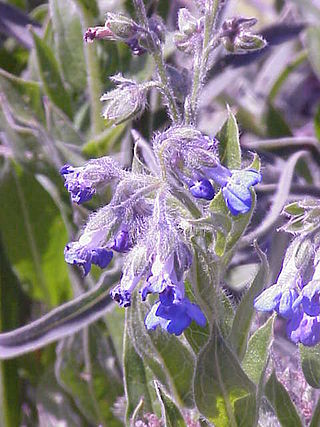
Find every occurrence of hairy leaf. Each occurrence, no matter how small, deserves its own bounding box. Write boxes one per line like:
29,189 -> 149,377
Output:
124,321 -> 153,423
31,30 -> 73,118
265,371 -> 302,427
155,381 -> 186,427
194,327 -> 256,427
242,316 -> 274,384
217,108 -> 241,169
230,245 -> 269,360
299,343 -> 320,389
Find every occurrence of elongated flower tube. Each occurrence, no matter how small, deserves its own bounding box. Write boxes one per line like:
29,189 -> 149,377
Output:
60,156 -> 123,204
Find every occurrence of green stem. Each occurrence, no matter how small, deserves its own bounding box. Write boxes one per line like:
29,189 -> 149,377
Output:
185,0 -> 220,124
133,0 -> 181,123
76,3 -> 105,135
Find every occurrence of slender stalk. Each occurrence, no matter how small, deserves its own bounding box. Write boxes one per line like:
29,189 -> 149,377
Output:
185,0 -> 220,124
76,2 -> 105,135
132,0 -> 181,123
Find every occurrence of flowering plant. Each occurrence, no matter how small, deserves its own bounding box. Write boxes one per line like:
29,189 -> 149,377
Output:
0,0 -> 319,426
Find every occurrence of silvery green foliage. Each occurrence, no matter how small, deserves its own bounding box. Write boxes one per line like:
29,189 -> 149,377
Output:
0,0 -> 318,426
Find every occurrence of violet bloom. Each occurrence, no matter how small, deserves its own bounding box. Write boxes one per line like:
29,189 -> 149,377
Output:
203,164 -> 261,215
111,227 -> 131,253
145,286 -> 206,336
292,261 -> 320,316
64,243 -> 113,276
141,249 -> 206,335
254,285 -> 299,319
189,178 -> 215,200
64,228 -> 113,276
287,310 -> 320,347
60,164 -> 95,204
60,156 -> 122,204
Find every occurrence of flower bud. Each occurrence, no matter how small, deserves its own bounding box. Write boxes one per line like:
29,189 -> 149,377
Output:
220,17 -> 267,54
84,13 -> 146,55
101,76 -> 147,125
174,8 -> 203,54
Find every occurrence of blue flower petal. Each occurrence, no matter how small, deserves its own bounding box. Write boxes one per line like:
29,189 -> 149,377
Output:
145,302 -> 169,331
184,299 -> 207,326
91,249 -> 113,269
230,169 -> 262,187
189,179 -> 215,200
222,186 -> 252,215
112,228 -> 130,253
166,315 -> 191,336
278,289 -> 298,319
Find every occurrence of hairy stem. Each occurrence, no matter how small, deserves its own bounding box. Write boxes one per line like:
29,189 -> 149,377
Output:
76,3 -> 105,135
185,0 -> 220,124
132,0 -> 181,123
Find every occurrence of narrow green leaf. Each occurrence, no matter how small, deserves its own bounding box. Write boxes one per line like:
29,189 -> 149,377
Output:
299,343 -> 320,388
194,327 -> 256,427
230,245 -> 269,360
265,371 -> 302,427
49,0 -> 86,92
310,398 -> 320,427
226,191 -> 256,252
242,316 -> 274,384
217,108 -> 241,169
31,30 -> 73,118
155,381 -> 186,427
123,321 -> 153,423
0,164 -> 71,306
0,68 -> 45,123
265,103 -> 292,138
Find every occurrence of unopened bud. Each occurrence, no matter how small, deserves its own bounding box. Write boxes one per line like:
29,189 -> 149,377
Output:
174,8 -> 203,53
220,17 -> 267,54
101,77 -> 147,125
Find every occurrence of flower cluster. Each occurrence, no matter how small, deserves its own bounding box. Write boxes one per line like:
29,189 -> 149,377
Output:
61,125 -> 260,335
154,126 -> 261,215
254,238 -> 320,346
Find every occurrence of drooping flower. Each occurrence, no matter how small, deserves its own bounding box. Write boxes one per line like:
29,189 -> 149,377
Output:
64,240 -> 113,276
60,156 -> 122,204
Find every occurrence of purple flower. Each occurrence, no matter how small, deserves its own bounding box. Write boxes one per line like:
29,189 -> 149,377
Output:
64,242 -> 113,276
203,164 -> 261,215
189,178 -> 215,200
60,157 -> 122,204
140,245 -> 192,301
60,164 -> 95,204
145,287 -> 206,335
287,310 -> 320,347
254,285 -> 299,319
111,227 -> 131,253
